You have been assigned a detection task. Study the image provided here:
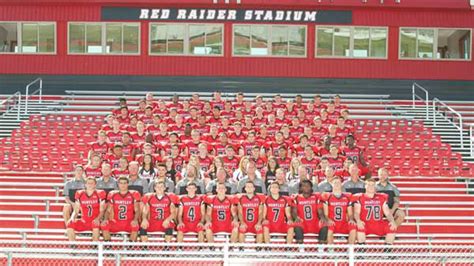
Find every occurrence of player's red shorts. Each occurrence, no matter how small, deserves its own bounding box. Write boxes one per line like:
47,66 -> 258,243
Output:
177,222 -> 204,233
239,221 -> 263,234
263,222 -> 292,234
210,222 -> 236,234
147,220 -> 176,233
357,220 -> 396,236
101,220 -> 139,233
67,219 -> 99,232
328,221 -> 357,234
294,220 -> 320,234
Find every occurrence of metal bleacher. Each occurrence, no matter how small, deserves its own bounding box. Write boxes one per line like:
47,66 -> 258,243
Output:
0,84 -> 473,265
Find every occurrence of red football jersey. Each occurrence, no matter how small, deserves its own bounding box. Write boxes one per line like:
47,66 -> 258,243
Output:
321,192 -> 352,222
75,190 -> 106,222
236,194 -> 265,224
172,156 -> 186,172
107,131 -> 123,143
198,155 -> 213,172
204,195 -> 234,225
353,193 -> 388,223
142,193 -> 178,222
277,156 -> 292,172
265,195 -> 290,225
90,141 -> 110,159
335,127 -> 353,139
300,157 -> 320,177
342,146 -> 365,165
154,133 -> 169,144
107,190 -> 141,222
293,193 -> 321,224
105,154 -> 122,169
222,156 -> 240,173
327,156 -> 345,170
85,166 -> 102,178
229,132 -> 246,142
179,195 -> 204,224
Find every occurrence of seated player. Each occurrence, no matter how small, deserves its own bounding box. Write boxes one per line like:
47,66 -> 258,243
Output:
66,177 -> 106,241
101,177 -> 141,241
262,182 -> 294,244
292,180 -> 328,244
63,165 -> 85,227
235,181 -> 265,243
321,177 -> 356,244
141,181 -> 178,243
353,178 -> 397,245
177,182 -> 206,242
204,183 -> 239,243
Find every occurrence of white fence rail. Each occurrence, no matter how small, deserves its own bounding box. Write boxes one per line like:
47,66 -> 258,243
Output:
0,240 -> 473,266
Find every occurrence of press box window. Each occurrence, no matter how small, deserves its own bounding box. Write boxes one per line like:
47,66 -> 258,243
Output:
150,23 -> 223,56
316,26 -> 387,58
233,24 -> 306,57
68,23 -> 140,55
0,22 -> 55,53
400,28 -> 471,60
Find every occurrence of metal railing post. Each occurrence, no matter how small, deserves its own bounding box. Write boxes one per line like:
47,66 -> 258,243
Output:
433,99 -> 437,127
425,89 -> 429,120
7,252 -> 12,266
470,125 -> 473,157
412,83 -> 430,120
348,245 -> 355,266
223,240 -> 230,266
39,78 -> 43,103
98,242 -> 104,266
459,116 -> 464,149
17,93 -> 21,120
24,77 -> 42,114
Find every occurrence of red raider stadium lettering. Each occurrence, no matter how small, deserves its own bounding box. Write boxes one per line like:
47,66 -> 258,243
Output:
101,7 -> 352,24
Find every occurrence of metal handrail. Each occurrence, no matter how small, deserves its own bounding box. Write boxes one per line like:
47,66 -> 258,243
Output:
24,77 -> 42,114
412,83 -> 429,120
433,98 -> 464,149
470,124 -> 473,157
0,91 -> 22,120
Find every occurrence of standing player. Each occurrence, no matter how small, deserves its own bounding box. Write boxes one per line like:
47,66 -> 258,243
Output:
66,177 -> 106,241
262,182 -> 294,244
292,180 -> 328,244
204,183 -> 239,243
177,183 -> 206,242
236,181 -> 265,243
321,177 -> 356,244
141,181 -> 178,243
353,178 -> 397,245
101,177 -> 141,241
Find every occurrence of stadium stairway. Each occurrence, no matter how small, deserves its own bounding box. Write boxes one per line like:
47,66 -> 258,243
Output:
0,95 -> 62,138
392,100 -> 474,163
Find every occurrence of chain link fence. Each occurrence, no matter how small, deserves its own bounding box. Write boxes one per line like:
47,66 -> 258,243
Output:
0,240 -> 473,266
